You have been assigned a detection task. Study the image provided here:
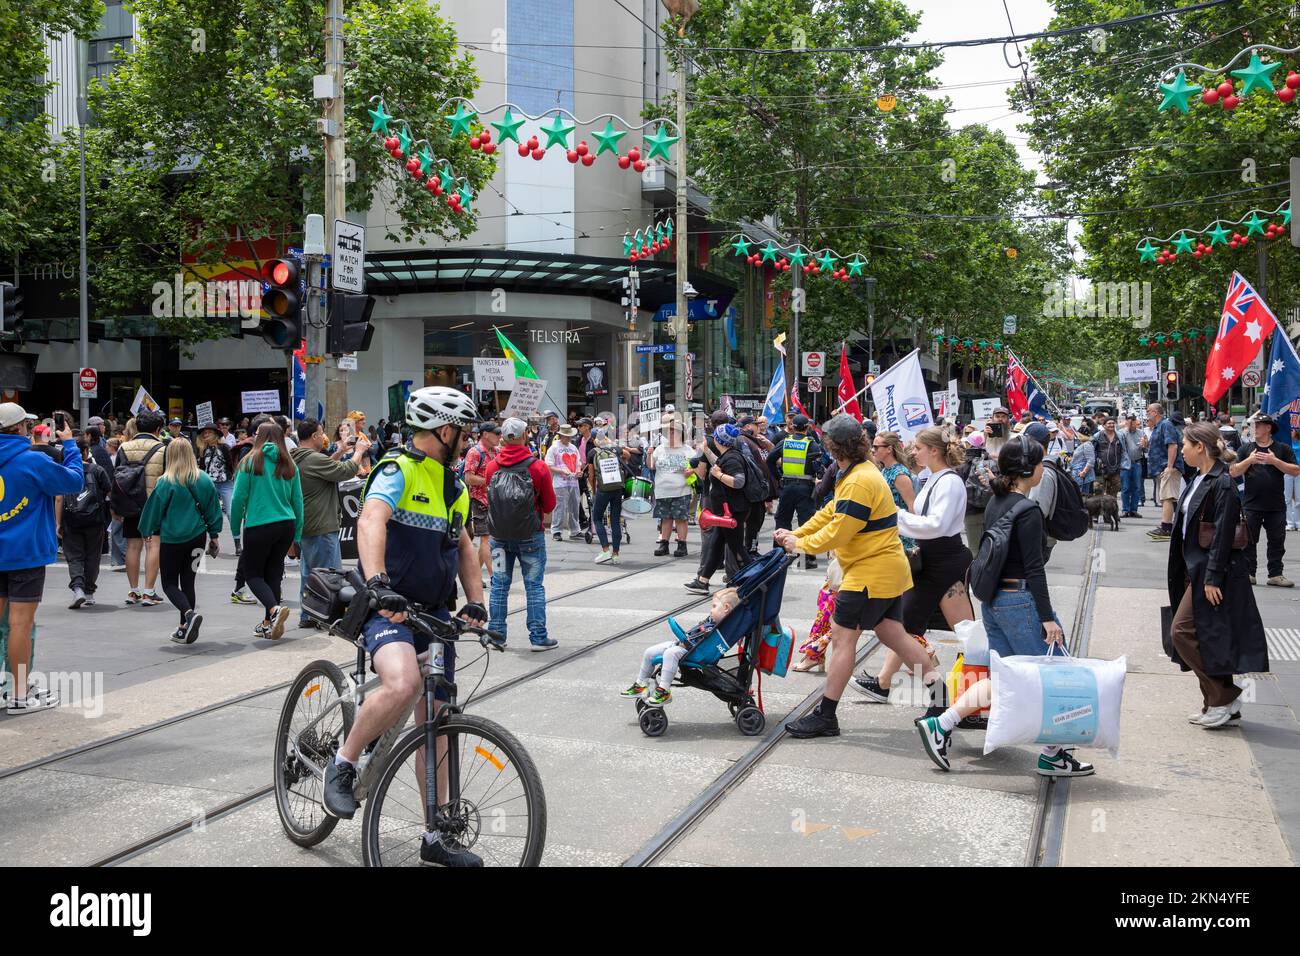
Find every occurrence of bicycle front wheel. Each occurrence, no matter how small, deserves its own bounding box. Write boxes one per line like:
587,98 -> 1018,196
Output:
361,714 -> 546,867
274,659 -> 354,847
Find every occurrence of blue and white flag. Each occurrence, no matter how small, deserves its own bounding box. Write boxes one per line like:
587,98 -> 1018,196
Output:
1262,328 -> 1300,434
763,361 -> 786,425
869,348 -> 933,440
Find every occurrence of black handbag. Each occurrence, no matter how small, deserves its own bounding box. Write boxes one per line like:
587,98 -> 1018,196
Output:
1159,604 -> 1184,667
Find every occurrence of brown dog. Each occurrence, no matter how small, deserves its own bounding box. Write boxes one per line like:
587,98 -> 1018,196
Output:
1083,494 -> 1120,531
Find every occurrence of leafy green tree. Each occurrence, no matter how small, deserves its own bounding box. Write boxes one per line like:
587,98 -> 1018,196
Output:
30,0 -> 491,341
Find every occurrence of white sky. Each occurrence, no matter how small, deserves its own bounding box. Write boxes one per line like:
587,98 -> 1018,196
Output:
913,0 -> 1056,173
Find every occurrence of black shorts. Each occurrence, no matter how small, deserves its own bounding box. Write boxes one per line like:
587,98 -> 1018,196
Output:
832,586 -> 905,631
0,566 -> 46,603
122,514 -> 143,539
469,500 -> 490,538
902,538 -> 972,635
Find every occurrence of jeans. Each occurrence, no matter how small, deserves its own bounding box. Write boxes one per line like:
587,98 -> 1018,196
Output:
1120,466 -> 1142,514
1285,474 -> 1300,528
550,484 -> 581,536
108,518 -> 127,567
489,532 -> 548,645
982,583 -> 1060,658
593,490 -> 622,551
298,532 -> 342,625
214,481 -> 240,547
1244,509 -> 1287,579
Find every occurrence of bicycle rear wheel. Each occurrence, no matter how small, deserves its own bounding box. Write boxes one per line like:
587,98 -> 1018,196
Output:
274,659 -> 355,847
361,714 -> 546,867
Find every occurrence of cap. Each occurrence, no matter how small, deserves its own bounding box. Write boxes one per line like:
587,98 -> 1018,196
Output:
501,417 -> 529,441
87,416 -> 105,428
791,413 -> 810,429
219,417 -> 232,425
1253,413 -> 1280,434
32,423 -> 51,437
1126,412 -> 1137,420
737,415 -> 755,428
198,422 -> 219,434
862,419 -> 878,439
479,423 -> 501,435
576,417 -> 593,427
822,414 -> 863,446
0,403 -> 36,428
992,405 -> 1010,416
966,432 -> 985,448
1023,422 -> 1051,445
544,409 -> 559,419
169,418 -> 183,426
709,409 -> 733,426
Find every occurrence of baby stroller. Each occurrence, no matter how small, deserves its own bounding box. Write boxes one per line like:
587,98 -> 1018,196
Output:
636,548 -> 795,738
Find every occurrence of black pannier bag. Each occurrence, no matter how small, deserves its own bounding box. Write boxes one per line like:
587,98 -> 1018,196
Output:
303,567 -> 369,639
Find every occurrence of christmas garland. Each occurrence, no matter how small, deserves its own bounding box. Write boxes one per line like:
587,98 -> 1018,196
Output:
1136,201 -> 1290,264
624,218 -> 674,261
1138,327 -> 1216,347
727,234 -> 867,283
1158,44 -> 1300,113
368,98 -> 476,214
443,98 -> 679,171
936,334 -> 1005,354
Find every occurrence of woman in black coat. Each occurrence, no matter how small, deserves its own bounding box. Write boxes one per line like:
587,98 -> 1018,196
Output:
1167,422 -> 1268,729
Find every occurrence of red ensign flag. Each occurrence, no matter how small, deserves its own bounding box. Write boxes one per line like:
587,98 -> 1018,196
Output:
837,344 -> 862,421
1203,272 -> 1277,405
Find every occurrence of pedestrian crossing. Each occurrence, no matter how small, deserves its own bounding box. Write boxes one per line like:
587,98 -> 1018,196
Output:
1265,628 -> 1300,662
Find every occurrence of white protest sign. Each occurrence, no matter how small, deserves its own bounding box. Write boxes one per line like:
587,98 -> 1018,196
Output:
597,453 -> 622,486
947,379 -> 959,420
503,377 -> 546,419
474,357 -> 516,391
638,381 -> 662,434
195,401 -> 214,427
241,389 -> 282,413
931,390 -> 946,412
972,398 -> 1000,421
131,386 -> 160,416
1117,359 -> 1158,384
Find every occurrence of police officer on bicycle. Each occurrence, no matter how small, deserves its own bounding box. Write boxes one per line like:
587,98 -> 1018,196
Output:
769,414 -> 823,567
323,386 -> 488,866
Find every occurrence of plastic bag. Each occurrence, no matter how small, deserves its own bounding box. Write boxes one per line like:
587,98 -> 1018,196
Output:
984,646 -> 1127,756
954,619 -> 989,667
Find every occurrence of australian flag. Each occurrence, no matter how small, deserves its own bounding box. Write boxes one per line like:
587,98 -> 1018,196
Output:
763,360 -> 786,425
1262,327 -> 1300,434
1005,349 -> 1055,421
292,340 -> 308,420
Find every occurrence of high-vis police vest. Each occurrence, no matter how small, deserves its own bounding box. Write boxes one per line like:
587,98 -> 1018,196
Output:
362,450 -> 469,610
782,437 -> 812,479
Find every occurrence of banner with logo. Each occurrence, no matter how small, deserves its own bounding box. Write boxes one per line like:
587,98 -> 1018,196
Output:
868,349 -> 933,441
130,386 -> 161,416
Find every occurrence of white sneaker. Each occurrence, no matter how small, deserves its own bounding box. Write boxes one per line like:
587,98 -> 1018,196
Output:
594,550 -> 613,565
1198,705 -> 1233,728
609,554 -> 621,564
1188,708 -> 1206,723
69,587 -> 86,609
6,692 -> 59,715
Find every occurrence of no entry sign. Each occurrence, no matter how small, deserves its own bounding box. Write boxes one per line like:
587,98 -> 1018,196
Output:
79,367 -> 97,398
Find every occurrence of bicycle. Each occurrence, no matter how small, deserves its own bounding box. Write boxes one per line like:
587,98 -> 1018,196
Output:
274,575 -> 546,866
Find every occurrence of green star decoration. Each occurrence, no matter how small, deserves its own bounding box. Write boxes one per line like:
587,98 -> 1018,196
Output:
591,120 -> 627,156
663,220 -> 673,240
1230,52 -> 1281,96
1138,240 -> 1158,262
418,146 -> 434,177
1244,212 -> 1267,236
1207,223 -> 1231,246
731,236 -> 752,257
641,232 -> 653,253
816,251 -> 837,272
1172,232 -> 1195,255
1157,70 -> 1202,114
787,247 -> 808,269
445,103 -> 477,138
490,109 -> 525,144
540,113 -> 575,149
457,185 -> 474,210
1282,205 -> 1292,226
654,222 -> 665,243
847,256 -> 866,277
623,234 -> 633,256
760,242 -> 779,263
368,100 -> 395,135
397,126 -> 413,156
643,123 -> 680,161
438,165 -> 455,192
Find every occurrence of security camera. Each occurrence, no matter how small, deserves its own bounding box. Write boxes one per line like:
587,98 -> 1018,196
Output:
683,281 -> 699,300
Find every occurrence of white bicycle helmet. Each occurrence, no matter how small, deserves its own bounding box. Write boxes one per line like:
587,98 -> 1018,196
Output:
405,386 -> 479,431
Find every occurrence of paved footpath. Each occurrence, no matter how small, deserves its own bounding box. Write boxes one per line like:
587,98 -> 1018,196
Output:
2,505 -> 1296,866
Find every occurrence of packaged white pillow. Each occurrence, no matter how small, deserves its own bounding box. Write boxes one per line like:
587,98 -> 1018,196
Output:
954,619 -> 989,667
985,648 -> 1127,756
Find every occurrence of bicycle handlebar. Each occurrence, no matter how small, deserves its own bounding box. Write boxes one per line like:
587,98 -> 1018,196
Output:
405,605 -> 506,652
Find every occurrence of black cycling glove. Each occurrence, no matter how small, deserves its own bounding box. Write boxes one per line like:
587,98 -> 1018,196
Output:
458,601 -> 488,624
366,576 -> 408,614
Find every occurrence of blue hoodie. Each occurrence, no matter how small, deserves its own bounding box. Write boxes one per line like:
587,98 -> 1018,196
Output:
0,435 -> 85,571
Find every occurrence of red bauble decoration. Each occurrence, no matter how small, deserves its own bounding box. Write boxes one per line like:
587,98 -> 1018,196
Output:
532,147 -> 546,160
517,143 -> 530,157
384,136 -> 399,151
479,128 -> 492,143
581,154 -> 595,166
410,166 -> 423,180
1217,81 -> 1234,98
802,264 -> 811,273
482,143 -> 497,155
469,136 -> 481,150
1193,250 -> 1203,258
405,157 -> 420,173
840,274 -> 849,282
576,141 -> 589,156
1203,89 -> 1220,105
617,155 -> 631,169
566,149 -> 579,163
389,147 -> 404,159
447,195 -> 458,207
527,136 -> 539,149
1222,94 -> 1241,110
1279,87 -> 1296,104
1288,72 -> 1300,90
633,159 -> 646,172
424,177 -> 438,192
1168,253 -> 1177,261
630,252 -> 639,261
627,146 -> 641,162
650,242 -> 660,253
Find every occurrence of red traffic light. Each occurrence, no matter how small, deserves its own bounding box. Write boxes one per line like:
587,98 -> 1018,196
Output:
1165,371 -> 1179,383
262,258 -> 299,287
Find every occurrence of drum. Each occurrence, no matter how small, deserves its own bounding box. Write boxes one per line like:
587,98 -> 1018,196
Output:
623,476 -> 653,515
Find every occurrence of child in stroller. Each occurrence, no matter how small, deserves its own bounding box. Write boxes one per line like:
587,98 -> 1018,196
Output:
620,588 -> 741,705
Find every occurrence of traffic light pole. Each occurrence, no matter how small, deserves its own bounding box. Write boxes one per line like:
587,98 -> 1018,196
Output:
77,43 -> 89,427
319,0 -> 348,429
672,22 -> 689,408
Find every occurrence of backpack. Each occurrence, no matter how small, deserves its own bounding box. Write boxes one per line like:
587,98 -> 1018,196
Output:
593,446 -> 625,493
968,499 -> 1037,604
487,459 -> 542,540
111,440 -> 163,517
64,464 -> 107,529
963,455 -> 994,510
737,440 -> 772,503
1042,459 -> 1090,542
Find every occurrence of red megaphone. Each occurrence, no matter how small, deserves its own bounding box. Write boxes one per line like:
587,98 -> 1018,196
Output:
699,503 -> 737,530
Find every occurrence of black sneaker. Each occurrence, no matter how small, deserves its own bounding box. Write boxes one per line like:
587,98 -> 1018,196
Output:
957,714 -> 988,731
683,578 -> 709,594
674,540 -> 688,557
847,673 -> 890,702
784,706 -> 840,738
1147,524 -> 1171,541
915,716 -> 952,771
654,540 -> 670,557
182,611 -> 202,645
921,679 -> 949,719
322,760 -> 359,819
420,833 -> 483,867
803,556 -> 818,570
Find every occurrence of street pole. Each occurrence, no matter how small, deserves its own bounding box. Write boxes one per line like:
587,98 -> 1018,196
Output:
789,262 -> 801,414
672,16 -> 689,408
321,0 -> 348,427
77,42 -> 89,427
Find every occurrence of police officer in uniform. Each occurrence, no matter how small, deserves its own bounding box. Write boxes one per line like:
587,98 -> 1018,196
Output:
322,386 -> 488,866
769,414 -> 824,567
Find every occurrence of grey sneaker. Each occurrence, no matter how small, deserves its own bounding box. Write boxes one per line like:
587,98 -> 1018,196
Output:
69,587 -> 86,610
1267,575 -> 1294,588
529,638 -> 558,652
